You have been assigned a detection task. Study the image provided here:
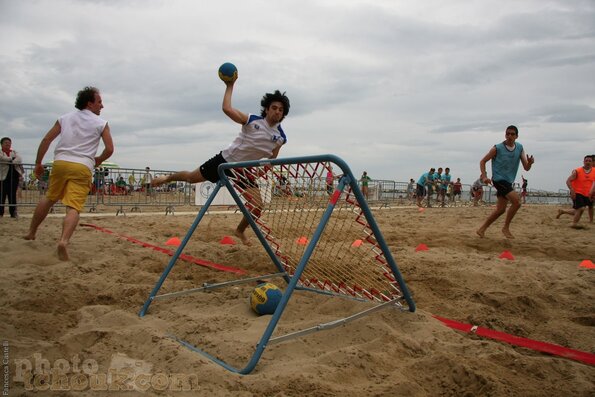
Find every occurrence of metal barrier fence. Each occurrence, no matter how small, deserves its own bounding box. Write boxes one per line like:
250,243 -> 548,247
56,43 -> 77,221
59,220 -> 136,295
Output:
364,179 -> 572,207
5,163 -> 196,216
1,162 -> 573,216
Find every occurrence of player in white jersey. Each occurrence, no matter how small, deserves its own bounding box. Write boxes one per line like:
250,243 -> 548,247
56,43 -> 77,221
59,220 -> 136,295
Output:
152,75 -> 290,245
24,86 -> 114,260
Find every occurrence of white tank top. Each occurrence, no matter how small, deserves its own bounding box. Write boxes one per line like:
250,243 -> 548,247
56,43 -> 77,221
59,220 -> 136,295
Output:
54,109 -> 108,172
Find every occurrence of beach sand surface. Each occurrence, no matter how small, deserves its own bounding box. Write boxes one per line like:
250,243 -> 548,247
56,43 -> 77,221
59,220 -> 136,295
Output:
1,205 -> 594,396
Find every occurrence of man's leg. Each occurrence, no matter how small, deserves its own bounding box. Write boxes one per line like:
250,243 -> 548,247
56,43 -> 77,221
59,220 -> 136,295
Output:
588,205 -> 593,223
9,178 -> 19,217
152,168 -> 205,187
557,208 -> 574,218
0,180 -> 6,217
501,191 -> 521,238
235,187 -> 263,245
24,196 -> 56,240
57,206 -> 80,261
571,207 -> 585,228
476,196 -> 507,237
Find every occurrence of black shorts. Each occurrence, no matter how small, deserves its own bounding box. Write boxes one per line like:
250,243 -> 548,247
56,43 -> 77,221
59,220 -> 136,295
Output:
416,184 -> 426,198
492,180 -> 514,198
573,193 -> 593,210
200,152 -> 257,189
199,152 -> 227,183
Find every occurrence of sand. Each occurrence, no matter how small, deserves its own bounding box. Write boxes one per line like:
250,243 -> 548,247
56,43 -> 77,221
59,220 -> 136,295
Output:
1,204 -> 594,396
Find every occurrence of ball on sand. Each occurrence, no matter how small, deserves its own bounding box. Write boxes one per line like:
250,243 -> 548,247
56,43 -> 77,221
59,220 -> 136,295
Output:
250,283 -> 283,315
218,62 -> 238,82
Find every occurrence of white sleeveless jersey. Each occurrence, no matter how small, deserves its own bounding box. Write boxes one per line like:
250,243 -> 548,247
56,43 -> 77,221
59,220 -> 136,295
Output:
221,114 -> 287,162
55,109 -> 108,172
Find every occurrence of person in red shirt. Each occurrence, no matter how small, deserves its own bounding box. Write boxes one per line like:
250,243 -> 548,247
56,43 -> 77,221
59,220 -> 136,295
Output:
452,178 -> 463,202
557,155 -> 594,228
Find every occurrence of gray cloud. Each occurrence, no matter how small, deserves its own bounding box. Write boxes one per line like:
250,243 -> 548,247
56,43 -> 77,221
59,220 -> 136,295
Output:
0,0 -> 594,191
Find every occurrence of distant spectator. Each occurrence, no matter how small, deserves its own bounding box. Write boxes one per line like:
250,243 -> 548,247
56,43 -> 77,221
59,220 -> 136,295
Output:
521,175 -> 528,204
452,178 -> 462,200
0,137 -> 24,218
143,167 -> 153,196
360,171 -> 371,200
407,178 -> 415,201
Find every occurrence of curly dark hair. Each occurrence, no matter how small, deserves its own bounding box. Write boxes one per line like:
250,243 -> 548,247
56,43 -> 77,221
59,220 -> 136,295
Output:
506,125 -> 519,136
260,90 -> 290,121
75,86 -> 100,110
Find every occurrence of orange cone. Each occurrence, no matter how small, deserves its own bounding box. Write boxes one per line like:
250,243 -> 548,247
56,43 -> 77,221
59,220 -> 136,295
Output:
579,259 -> 595,269
165,237 -> 181,247
415,243 -> 429,252
418,207 -> 425,212
220,236 -> 236,245
499,251 -> 515,260
296,236 -> 308,245
351,239 -> 363,247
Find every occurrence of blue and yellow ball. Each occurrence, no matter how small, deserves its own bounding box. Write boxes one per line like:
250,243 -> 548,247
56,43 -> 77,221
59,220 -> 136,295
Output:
250,283 -> 283,315
218,62 -> 238,83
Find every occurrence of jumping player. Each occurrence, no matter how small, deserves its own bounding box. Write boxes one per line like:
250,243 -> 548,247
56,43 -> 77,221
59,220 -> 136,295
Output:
152,75 -> 290,245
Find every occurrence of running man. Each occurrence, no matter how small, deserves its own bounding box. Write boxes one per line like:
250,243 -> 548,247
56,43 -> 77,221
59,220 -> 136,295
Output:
24,86 -> 114,260
151,74 -> 290,245
556,154 -> 594,227
476,125 -> 534,238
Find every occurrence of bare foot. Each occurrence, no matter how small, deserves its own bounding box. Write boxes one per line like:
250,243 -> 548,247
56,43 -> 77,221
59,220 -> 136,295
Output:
23,234 -> 36,241
476,229 -> 485,238
570,223 -> 585,230
234,229 -> 251,246
151,175 -> 169,187
501,228 -> 515,239
57,243 -> 70,261
556,209 -> 562,219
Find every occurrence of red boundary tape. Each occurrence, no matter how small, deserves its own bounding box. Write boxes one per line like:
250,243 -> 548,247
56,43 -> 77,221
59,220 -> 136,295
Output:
81,223 -> 246,275
433,315 -> 595,366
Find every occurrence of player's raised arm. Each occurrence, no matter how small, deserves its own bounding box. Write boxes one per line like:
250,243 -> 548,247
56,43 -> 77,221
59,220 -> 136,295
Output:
221,80 -> 248,125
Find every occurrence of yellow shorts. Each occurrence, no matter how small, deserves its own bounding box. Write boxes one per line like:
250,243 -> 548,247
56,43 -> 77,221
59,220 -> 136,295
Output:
46,160 -> 92,212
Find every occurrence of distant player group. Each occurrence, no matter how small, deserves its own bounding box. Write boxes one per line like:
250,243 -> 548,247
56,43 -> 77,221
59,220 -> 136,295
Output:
415,167 -> 454,208
18,64 -> 594,260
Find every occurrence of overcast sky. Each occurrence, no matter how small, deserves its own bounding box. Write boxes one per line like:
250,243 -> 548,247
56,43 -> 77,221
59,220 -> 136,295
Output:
1,0 -> 594,191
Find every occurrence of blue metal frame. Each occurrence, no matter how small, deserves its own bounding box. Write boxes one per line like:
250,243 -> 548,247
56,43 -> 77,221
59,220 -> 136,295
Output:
139,154 -> 415,374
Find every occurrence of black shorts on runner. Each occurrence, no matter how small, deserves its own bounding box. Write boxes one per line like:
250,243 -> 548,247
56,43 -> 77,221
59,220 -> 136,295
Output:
573,193 -> 593,210
416,184 -> 426,198
492,180 -> 514,198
